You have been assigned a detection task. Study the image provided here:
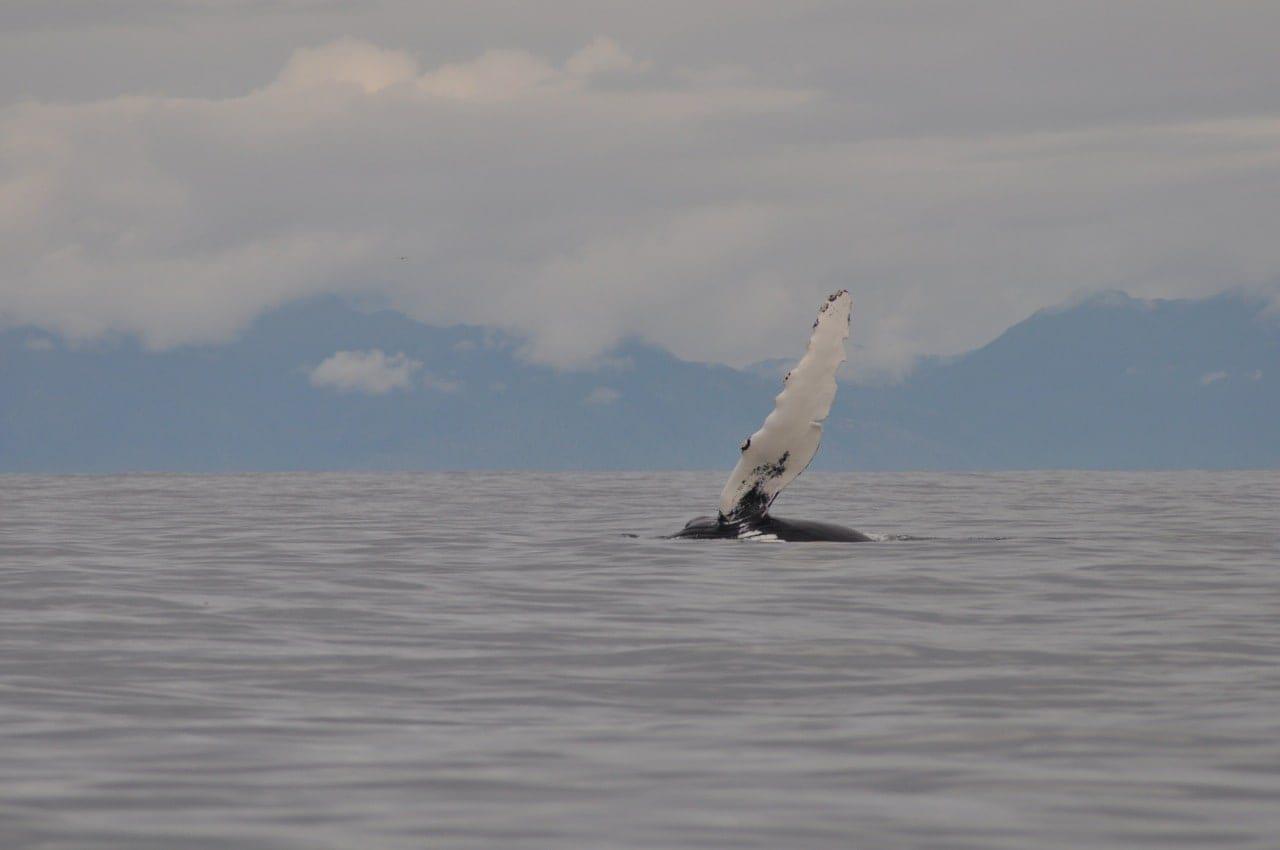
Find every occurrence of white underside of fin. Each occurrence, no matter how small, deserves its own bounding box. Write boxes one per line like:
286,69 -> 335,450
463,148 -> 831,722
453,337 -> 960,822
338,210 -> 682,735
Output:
718,290 -> 852,521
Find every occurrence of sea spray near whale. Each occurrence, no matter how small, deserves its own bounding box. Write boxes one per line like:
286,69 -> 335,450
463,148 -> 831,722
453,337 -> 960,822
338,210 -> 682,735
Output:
672,290 -> 870,542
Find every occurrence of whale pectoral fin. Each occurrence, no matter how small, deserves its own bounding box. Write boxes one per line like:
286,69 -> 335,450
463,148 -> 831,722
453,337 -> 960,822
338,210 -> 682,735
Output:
718,290 -> 852,522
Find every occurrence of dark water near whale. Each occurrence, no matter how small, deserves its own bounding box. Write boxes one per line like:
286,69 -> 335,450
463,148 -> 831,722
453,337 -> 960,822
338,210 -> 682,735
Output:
1,471 -> 1278,849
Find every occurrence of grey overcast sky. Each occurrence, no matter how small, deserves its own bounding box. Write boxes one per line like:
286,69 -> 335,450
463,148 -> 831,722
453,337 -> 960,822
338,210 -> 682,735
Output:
3,0 -> 1279,375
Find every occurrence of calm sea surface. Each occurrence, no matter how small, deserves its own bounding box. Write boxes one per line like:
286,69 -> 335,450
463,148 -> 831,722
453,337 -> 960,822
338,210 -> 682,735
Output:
1,471 -> 1278,849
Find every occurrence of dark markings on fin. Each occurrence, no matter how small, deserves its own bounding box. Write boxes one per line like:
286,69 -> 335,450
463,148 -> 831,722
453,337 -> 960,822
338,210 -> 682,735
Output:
751,450 -> 790,480
814,290 -> 848,327
727,451 -> 791,520
735,482 -> 771,518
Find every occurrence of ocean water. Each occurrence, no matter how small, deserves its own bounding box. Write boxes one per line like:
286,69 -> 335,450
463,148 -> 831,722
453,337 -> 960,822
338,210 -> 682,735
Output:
1,471 -> 1278,849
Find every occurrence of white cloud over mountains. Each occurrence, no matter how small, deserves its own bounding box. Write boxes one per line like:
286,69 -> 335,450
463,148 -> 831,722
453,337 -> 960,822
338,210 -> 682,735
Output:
2,2 -> 1280,379
309,350 -> 421,395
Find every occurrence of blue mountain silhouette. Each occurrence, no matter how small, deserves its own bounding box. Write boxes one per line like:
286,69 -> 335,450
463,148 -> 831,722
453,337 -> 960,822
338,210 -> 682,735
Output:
2,291 -> 1275,471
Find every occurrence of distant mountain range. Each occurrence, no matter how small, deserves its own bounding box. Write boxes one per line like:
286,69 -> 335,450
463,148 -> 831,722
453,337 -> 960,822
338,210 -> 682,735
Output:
2,291 -> 1276,471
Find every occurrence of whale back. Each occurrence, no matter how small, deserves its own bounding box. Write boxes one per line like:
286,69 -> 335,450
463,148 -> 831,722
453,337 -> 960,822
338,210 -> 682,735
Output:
671,514 -> 870,542
718,290 -> 852,522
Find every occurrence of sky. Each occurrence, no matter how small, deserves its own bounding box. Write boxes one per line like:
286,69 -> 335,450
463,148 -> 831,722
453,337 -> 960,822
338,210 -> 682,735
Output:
3,0 -> 1279,379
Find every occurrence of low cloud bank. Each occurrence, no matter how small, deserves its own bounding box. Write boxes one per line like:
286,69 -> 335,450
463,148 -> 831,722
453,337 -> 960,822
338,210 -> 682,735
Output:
4,10 -> 1280,379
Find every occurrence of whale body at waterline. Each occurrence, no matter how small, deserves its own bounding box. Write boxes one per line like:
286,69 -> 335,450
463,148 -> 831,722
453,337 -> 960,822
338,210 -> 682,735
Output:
674,515 -> 871,543
670,289 -> 870,543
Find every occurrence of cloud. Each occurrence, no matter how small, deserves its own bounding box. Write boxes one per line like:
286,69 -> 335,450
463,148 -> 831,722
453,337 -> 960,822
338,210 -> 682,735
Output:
583,386 -> 621,405
566,37 -> 647,77
3,4 -> 1280,380
309,349 -> 421,394
272,38 -> 420,94
421,372 -> 461,393
0,36 -> 807,362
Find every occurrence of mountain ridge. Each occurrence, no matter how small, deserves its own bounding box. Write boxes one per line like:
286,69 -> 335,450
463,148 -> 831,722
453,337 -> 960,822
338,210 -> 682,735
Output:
2,291 -> 1276,471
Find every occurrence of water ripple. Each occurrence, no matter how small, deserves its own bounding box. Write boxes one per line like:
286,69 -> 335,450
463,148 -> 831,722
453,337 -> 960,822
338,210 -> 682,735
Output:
1,471 -> 1278,849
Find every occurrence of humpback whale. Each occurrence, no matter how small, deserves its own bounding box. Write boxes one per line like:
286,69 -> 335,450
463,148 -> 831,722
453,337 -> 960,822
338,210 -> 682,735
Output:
672,289 -> 871,542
